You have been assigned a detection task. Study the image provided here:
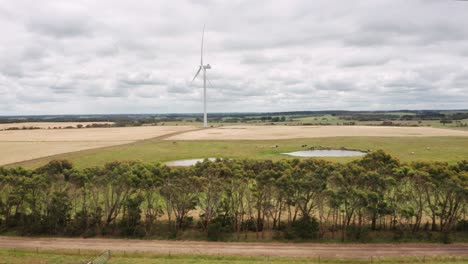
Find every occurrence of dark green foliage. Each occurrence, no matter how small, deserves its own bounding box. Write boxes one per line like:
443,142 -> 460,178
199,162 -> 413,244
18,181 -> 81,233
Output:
207,215 -> 234,241
346,225 -> 370,242
0,152 -> 466,242
241,218 -> 261,232
45,191 -> 72,234
289,216 -> 319,240
120,195 -> 144,236
456,220 -> 468,232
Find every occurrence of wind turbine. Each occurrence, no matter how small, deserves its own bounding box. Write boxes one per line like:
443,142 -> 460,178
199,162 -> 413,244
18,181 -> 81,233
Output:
191,26 -> 211,128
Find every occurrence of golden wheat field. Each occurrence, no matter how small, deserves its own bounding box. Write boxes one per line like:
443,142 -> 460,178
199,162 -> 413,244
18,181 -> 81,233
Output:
0,125 -> 196,165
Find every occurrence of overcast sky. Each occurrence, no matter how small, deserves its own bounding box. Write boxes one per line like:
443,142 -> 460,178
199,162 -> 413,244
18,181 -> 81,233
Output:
0,0 -> 467,115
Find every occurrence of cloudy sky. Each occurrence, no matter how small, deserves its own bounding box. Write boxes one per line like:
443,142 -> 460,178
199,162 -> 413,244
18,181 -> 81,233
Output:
0,0 -> 467,115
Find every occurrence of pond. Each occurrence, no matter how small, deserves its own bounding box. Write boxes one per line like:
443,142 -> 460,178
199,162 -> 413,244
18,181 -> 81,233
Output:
282,149 -> 366,157
166,158 -> 216,166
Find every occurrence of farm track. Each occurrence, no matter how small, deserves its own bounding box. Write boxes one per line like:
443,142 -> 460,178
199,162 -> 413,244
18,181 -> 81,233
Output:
4,127 -> 206,168
0,236 -> 467,258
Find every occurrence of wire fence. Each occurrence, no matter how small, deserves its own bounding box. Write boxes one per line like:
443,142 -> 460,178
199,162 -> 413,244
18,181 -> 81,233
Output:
81,250 -> 111,264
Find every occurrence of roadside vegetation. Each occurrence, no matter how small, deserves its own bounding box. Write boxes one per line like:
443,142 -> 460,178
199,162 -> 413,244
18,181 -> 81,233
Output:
1,248 -> 468,264
0,151 -> 466,243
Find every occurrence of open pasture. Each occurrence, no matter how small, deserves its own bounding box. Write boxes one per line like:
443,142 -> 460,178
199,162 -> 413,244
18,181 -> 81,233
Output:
168,125 -> 468,140
10,136 -> 468,169
0,125 -> 197,166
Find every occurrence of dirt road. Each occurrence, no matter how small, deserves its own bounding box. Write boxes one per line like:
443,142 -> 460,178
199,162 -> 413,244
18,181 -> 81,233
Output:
0,237 -> 467,258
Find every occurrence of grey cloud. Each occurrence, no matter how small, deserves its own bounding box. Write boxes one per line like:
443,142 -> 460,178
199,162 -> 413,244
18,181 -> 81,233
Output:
84,87 -> 127,98
452,72 -> 468,88
22,45 -> 50,61
344,33 -> 392,47
50,85 -> 75,94
167,82 -> 193,94
118,73 -> 167,87
16,89 -> 63,103
340,56 -> 391,68
26,14 -> 93,39
83,80 -> 128,98
241,53 -> 294,65
0,63 -> 23,78
315,79 -> 356,92
461,48 -> 468,57
1,0 -> 468,115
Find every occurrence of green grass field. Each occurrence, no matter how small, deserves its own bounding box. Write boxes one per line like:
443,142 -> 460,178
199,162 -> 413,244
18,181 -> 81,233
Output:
1,249 -> 467,264
11,136 -> 468,169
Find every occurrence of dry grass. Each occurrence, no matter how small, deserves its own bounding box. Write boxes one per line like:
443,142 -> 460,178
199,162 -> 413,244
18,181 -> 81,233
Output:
0,141 -> 133,166
168,125 -> 468,140
0,126 -> 196,142
0,125 -> 197,165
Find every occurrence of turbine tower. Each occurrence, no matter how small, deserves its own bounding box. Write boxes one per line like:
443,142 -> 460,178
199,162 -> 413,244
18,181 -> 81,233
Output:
191,26 -> 211,128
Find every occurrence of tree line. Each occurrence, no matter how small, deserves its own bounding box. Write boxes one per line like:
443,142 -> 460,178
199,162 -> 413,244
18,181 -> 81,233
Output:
0,150 -> 466,242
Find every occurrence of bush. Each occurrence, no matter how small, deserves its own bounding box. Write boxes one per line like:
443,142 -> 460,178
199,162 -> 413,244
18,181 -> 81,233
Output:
207,216 -> 234,241
456,220 -> 468,232
241,217 -> 262,232
283,216 -> 319,240
346,224 -> 369,242
441,232 -> 452,244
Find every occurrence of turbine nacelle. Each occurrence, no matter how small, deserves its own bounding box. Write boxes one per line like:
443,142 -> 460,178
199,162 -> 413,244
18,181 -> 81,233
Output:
204,64 -> 211,70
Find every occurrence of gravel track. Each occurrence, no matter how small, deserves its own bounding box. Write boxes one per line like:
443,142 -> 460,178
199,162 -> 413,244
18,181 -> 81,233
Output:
1,237 -> 467,258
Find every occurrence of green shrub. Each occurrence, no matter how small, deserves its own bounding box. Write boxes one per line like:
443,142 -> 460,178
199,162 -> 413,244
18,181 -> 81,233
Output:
282,216 -> 319,240
207,216 -> 234,241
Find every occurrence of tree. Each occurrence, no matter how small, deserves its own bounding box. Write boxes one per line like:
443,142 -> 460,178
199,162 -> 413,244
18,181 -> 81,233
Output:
161,168 -> 200,231
194,159 -> 231,231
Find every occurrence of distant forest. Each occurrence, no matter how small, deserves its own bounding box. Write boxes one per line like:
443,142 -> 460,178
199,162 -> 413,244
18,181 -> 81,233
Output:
1,110 -> 468,127
1,151 -> 466,242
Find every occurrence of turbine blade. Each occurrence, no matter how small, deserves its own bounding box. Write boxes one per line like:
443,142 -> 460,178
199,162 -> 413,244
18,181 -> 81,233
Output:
200,25 -> 205,66
191,66 -> 202,83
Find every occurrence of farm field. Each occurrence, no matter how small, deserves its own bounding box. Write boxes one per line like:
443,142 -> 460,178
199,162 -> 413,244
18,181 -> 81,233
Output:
0,141 -> 133,166
168,125 -> 468,140
0,125 -> 197,166
8,135 -> 468,169
1,124 -> 467,168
